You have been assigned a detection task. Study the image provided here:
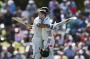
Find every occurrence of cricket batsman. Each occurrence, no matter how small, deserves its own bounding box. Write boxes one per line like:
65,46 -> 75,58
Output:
32,6 -> 77,59
32,7 -> 55,59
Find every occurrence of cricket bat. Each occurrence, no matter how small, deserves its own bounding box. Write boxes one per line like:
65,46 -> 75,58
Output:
12,17 -> 32,29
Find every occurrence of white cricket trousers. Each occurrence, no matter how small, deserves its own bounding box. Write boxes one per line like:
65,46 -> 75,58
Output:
32,37 -> 42,59
32,37 -> 54,59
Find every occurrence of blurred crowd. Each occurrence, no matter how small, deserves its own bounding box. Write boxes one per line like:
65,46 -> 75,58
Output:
0,0 -> 90,59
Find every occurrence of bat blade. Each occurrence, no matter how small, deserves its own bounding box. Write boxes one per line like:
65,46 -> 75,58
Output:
68,17 -> 77,20
12,17 -> 25,25
12,17 -> 31,28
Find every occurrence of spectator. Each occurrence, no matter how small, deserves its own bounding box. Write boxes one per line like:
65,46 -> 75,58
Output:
7,0 -> 16,14
60,0 -> 68,16
0,12 -> 4,24
15,48 -> 24,59
72,32 -> 81,43
84,0 -> 90,16
79,17 -> 87,28
4,8 -> 12,27
56,34 -> 64,46
0,1 -> 3,10
15,53 -> 24,59
66,16 -> 80,36
0,44 -> 2,53
69,0 -> 77,16
15,7 -> 22,17
64,34 -> 73,44
54,54 -> 60,59
0,44 -> 2,59
64,45 -> 76,59
30,12 -> 38,25
7,44 -> 15,57
58,52 -> 68,59
80,32 -> 88,42
66,18 -> 79,29
85,35 -> 90,56
53,3 -> 61,23
86,25 -> 90,34
74,50 -> 85,59
54,41 -> 60,55
16,53 -> 24,59
3,52 -> 10,59
49,0 -> 58,18
3,8 -> 14,42
83,49 -> 89,59
3,0 -> 8,8
26,0 -> 37,16
15,28 -> 24,42
26,45 -> 33,59
21,9 -> 30,24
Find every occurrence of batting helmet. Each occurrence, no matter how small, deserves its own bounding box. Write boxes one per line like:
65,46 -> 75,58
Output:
40,47 -> 50,57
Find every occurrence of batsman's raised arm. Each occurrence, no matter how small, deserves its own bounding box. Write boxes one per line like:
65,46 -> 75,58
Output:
37,23 -> 50,28
52,17 -> 77,29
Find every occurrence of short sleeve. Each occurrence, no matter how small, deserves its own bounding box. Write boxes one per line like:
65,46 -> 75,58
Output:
44,17 -> 53,27
34,17 -> 40,25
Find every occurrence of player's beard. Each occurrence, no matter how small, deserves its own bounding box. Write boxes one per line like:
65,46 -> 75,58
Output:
39,17 -> 44,20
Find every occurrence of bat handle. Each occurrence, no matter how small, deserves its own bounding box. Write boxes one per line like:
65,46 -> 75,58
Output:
25,23 -> 32,30
25,23 -> 30,27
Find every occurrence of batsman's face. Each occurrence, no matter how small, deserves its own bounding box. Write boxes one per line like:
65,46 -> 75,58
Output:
38,12 -> 45,19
